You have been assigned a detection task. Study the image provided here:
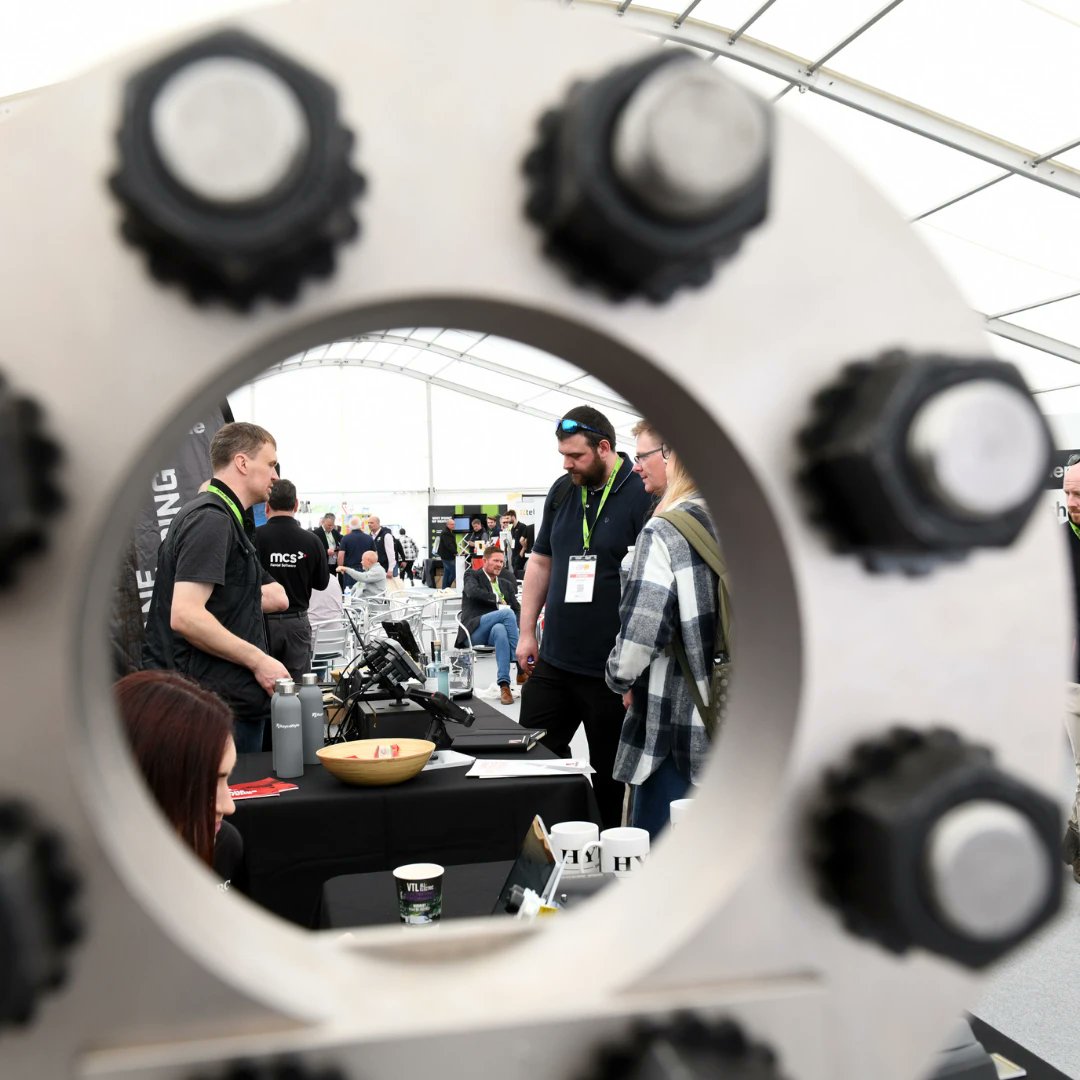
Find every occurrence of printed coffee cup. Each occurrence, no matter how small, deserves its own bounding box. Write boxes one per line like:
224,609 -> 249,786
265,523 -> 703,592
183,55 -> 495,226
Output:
393,862 -> 444,926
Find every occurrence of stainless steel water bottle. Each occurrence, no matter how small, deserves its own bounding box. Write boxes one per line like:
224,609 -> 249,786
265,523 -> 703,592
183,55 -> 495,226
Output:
298,673 -> 324,765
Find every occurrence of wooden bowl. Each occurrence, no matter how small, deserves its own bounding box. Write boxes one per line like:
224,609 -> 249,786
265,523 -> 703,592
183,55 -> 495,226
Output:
316,738 -> 435,786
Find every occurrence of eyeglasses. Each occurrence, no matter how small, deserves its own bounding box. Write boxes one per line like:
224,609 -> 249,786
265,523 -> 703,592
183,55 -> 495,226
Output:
633,446 -> 668,465
556,418 -> 609,440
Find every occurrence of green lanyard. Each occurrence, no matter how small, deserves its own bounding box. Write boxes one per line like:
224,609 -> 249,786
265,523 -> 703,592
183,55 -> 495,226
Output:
581,458 -> 621,553
489,575 -> 503,603
207,483 -> 243,526
1071,522 -> 1080,542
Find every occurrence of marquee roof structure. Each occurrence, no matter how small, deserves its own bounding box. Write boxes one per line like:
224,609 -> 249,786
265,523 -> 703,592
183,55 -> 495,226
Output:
5,0 -> 1079,422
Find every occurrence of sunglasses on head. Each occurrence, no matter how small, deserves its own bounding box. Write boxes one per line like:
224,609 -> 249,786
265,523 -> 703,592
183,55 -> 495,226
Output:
556,417 -> 609,440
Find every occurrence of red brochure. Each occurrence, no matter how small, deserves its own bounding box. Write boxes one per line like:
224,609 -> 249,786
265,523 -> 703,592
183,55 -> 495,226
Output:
228,777 -> 300,801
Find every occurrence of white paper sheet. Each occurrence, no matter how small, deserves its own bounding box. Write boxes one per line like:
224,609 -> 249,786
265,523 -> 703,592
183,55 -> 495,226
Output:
465,758 -> 596,779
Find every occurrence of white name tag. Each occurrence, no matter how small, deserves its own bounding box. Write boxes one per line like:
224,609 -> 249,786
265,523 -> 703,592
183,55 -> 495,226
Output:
565,555 -> 597,603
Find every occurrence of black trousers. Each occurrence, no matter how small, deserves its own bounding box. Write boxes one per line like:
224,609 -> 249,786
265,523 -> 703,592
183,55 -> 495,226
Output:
265,613 -> 313,683
518,657 -> 625,830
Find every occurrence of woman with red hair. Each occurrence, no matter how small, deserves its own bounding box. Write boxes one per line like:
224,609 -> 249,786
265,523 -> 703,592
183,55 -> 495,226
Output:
114,670 -> 238,872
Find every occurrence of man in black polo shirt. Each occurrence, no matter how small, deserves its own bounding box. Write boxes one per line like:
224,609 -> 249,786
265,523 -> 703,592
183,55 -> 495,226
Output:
142,422 -> 290,753
255,479 -> 330,682
515,406 -> 652,829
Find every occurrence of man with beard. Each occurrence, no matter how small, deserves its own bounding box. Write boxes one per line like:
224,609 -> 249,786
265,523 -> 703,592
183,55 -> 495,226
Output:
515,406 -> 652,829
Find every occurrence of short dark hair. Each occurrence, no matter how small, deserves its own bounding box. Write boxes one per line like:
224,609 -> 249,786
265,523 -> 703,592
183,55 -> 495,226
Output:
267,478 -> 297,511
483,544 -> 504,559
504,509 -> 517,521
210,422 -> 275,471
559,405 -> 616,451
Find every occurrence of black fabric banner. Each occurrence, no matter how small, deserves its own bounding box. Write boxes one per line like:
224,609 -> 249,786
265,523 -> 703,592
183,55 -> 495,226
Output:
111,407 -> 231,676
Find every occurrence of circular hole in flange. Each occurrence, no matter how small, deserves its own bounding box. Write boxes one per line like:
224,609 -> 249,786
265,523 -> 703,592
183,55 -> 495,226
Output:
78,297 -> 801,1022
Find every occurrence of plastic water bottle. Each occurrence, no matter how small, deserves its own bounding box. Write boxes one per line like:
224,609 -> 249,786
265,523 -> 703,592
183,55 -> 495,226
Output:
298,673 -> 324,765
273,680 -> 304,779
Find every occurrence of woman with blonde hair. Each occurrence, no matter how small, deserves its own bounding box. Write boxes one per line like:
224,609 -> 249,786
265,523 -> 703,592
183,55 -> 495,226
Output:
605,420 -> 724,837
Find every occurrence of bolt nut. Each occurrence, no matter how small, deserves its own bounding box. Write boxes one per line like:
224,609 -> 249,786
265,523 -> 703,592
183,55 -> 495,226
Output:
812,727 -> 1062,967
110,29 -> 365,309
798,352 -> 1052,571
523,49 -> 771,302
0,801 -> 82,1028
0,374 -> 64,590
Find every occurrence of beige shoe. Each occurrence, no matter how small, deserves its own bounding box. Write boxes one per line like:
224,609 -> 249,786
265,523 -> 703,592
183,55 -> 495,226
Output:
499,684 -> 514,706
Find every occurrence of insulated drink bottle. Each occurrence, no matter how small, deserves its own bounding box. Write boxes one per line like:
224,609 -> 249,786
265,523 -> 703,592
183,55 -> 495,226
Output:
273,680 -> 304,779
270,677 -> 291,775
298,673 -> 325,765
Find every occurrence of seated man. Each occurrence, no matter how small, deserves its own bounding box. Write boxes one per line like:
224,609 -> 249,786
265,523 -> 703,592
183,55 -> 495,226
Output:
338,550 -> 387,599
458,545 -> 522,705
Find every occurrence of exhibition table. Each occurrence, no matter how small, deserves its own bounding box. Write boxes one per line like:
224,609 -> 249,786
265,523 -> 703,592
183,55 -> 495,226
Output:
230,701 -> 600,928
320,860 -> 515,929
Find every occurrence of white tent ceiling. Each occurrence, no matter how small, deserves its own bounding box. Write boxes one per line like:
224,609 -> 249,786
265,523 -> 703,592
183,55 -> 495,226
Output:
5,0 -> 1080,421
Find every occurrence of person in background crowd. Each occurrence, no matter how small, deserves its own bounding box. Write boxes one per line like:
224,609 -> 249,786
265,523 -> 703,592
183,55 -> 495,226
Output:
368,514 -> 396,579
515,406 -> 652,830
459,545 -> 522,706
142,422 -> 289,753
254,479 -> 329,682
436,517 -> 458,588
503,509 -> 532,581
337,515 -> 375,582
486,514 -> 500,538
339,550 -> 387,599
460,515 -> 490,568
115,670 -> 242,888
311,513 -> 342,578
605,421 -> 722,839
1060,454 -> 1080,884
398,528 -> 418,582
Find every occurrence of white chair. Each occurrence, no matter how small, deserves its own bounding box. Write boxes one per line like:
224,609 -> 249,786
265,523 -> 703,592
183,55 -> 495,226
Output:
309,616 -> 350,678
454,613 -> 495,656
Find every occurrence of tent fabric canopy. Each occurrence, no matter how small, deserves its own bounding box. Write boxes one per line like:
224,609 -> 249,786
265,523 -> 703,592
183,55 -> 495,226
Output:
6,0 -> 1080,418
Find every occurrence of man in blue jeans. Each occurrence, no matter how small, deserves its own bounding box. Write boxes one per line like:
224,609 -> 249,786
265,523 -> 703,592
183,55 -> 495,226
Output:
458,545 -> 521,706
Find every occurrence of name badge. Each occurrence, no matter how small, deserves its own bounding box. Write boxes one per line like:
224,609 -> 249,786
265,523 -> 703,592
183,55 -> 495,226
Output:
565,555 -> 597,603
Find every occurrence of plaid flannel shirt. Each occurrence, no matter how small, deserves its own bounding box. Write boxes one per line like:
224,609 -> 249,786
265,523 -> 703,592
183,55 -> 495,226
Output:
604,497 -> 719,786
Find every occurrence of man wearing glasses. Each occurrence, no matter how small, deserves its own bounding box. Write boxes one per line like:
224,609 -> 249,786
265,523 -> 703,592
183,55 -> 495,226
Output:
516,406 -> 652,829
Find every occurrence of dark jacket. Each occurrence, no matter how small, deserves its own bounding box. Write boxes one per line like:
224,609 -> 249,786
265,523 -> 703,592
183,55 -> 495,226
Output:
436,526 -> 457,559
457,567 -> 520,647
311,526 -> 343,553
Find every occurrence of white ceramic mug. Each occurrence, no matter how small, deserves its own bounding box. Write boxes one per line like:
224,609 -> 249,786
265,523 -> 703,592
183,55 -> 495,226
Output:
549,820 -> 601,874
669,798 -> 694,827
583,826 -> 650,877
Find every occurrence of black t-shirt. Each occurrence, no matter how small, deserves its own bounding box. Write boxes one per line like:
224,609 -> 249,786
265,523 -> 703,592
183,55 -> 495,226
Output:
142,486 -> 270,720
532,454 -> 652,677
510,522 -> 531,566
213,819 -> 246,893
255,516 -> 330,613
340,528 -> 375,569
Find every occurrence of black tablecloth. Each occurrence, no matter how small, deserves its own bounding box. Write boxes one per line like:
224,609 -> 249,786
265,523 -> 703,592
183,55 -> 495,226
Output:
230,699 -> 600,928
320,861 -> 516,928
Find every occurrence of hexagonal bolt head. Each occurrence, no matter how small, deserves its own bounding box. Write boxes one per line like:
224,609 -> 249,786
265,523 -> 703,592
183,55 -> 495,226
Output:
812,727 -> 1062,968
798,352 -> 1051,571
109,29 -> 365,308
522,49 -> 772,302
